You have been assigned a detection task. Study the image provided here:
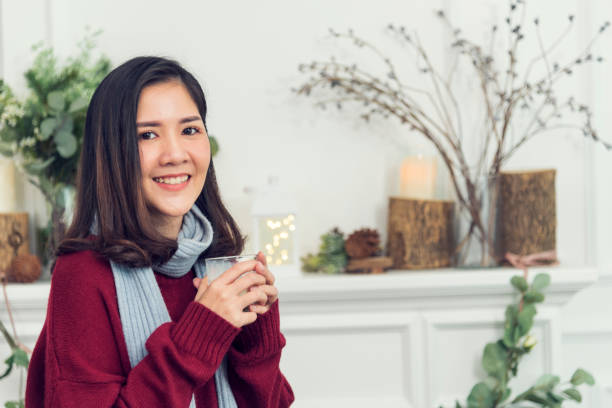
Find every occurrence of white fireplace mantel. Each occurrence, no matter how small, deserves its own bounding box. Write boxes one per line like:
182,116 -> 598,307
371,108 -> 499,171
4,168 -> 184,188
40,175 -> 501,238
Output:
0,266 -> 600,407
276,266 -> 598,311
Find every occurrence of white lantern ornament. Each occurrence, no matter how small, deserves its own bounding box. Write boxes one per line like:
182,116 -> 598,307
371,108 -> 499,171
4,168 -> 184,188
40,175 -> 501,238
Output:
248,176 -> 300,277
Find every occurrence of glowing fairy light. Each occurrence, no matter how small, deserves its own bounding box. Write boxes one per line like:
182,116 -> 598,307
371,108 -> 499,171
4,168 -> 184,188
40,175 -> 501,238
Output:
250,180 -> 298,271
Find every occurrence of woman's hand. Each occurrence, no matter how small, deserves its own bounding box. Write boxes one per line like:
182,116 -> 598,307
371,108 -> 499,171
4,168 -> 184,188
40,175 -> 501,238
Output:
193,260 -> 267,328
247,251 -> 279,314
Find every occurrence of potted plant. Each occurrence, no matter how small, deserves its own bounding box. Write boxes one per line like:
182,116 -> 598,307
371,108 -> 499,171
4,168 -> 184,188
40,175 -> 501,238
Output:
0,30 -> 111,263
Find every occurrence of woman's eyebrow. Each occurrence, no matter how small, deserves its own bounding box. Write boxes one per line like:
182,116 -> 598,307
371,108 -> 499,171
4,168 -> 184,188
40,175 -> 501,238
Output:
136,115 -> 202,127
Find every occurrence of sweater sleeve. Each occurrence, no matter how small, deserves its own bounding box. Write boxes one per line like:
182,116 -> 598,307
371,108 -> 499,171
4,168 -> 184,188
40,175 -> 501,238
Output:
26,252 -> 240,408
227,300 -> 295,407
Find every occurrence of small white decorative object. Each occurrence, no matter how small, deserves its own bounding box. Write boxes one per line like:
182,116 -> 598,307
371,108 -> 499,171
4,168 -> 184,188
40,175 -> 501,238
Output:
399,154 -> 437,199
0,158 -> 17,212
248,176 -> 300,277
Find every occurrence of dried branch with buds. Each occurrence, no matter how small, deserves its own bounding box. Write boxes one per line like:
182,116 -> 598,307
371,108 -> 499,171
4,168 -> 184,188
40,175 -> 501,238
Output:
294,1 -> 610,265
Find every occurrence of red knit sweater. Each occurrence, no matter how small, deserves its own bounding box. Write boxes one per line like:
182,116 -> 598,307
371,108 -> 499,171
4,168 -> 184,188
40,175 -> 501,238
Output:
25,250 -> 294,407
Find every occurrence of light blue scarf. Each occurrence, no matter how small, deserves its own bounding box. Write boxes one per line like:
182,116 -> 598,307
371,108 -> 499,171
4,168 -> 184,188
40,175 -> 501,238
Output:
110,206 -> 237,408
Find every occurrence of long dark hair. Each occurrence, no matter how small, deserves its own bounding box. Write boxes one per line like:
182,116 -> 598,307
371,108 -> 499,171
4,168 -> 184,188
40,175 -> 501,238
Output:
57,56 -> 244,267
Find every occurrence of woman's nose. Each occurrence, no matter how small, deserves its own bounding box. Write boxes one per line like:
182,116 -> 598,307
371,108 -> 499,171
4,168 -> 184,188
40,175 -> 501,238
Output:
159,134 -> 189,165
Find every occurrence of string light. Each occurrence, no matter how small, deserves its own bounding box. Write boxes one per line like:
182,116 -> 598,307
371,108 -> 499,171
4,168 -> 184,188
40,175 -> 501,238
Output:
257,213 -> 297,265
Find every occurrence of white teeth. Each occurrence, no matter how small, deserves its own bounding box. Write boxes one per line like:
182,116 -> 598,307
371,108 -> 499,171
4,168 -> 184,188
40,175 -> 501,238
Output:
153,175 -> 189,185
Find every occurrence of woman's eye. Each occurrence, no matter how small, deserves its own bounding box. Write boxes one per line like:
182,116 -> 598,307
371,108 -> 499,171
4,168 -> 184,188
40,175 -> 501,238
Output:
140,131 -> 157,140
182,127 -> 200,136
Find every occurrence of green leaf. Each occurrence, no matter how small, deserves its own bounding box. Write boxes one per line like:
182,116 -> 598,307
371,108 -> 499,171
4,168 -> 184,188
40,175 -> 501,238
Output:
466,382 -> 495,408
534,374 -> 560,391
54,130 -> 78,158
532,273 -> 551,292
5,400 -> 25,408
570,368 -> 595,386
0,142 -> 13,156
510,275 -> 528,292
209,135 -> 219,157
57,115 -> 74,133
47,91 -> 65,111
517,304 -> 537,337
503,305 -> 518,347
524,390 -> 550,404
40,117 -> 58,140
546,391 -> 564,403
524,290 -> 545,303
1,127 -> 19,142
12,348 -> 29,369
455,402 -> 463,408
563,388 -> 582,402
68,96 -> 89,113
482,342 -> 507,379
500,387 -> 511,402
22,156 -> 55,174
0,354 -> 14,379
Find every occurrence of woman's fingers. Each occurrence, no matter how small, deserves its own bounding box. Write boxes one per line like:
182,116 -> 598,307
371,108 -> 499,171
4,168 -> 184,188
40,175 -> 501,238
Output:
256,251 -> 267,266
249,304 -> 269,314
194,276 -> 208,296
250,284 -> 278,304
239,288 -> 268,310
247,284 -> 278,310
192,256 -> 278,328
214,260 -> 261,285
232,271 -> 266,294
254,260 -> 275,285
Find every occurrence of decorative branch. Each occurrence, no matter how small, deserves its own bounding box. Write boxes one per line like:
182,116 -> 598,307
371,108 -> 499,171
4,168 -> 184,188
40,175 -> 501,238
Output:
294,0 -> 611,265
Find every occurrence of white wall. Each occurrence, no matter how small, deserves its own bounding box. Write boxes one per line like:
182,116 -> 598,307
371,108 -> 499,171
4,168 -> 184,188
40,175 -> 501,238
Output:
2,0 -> 608,266
1,0 -> 611,406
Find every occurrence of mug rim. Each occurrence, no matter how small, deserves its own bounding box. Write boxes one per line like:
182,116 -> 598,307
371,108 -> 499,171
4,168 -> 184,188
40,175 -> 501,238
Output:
205,254 -> 256,262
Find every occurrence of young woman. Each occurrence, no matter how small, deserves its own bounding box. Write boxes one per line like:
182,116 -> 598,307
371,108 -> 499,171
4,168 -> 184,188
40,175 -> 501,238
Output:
25,56 -> 294,407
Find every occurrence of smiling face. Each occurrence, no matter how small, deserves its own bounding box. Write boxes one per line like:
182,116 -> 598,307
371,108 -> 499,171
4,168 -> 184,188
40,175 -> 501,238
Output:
137,80 -> 210,238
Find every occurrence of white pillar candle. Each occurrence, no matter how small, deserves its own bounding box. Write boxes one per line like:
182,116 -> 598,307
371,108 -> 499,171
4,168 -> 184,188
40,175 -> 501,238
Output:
0,158 -> 17,212
399,154 -> 437,199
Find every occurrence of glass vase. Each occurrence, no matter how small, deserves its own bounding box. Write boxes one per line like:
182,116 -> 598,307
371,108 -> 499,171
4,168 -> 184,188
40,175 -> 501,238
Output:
454,174 -> 501,268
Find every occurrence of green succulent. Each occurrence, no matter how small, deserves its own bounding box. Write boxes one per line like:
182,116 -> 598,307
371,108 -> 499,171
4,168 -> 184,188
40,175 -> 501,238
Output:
301,227 -> 348,274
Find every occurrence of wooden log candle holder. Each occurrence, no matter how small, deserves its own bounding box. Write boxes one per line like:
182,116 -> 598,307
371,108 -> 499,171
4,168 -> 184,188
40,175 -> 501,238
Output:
346,256 -> 393,274
498,169 -> 556,257
387,198 -> 454,269
0,213 -> 30,273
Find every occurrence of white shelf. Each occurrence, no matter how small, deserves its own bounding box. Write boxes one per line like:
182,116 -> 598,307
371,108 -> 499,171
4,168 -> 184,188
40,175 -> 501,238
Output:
275,265 -> 598,311
1,265 -> 599,312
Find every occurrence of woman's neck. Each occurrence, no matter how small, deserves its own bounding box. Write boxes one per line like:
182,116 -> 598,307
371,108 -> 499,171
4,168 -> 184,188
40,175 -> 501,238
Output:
150,214 -> 183,240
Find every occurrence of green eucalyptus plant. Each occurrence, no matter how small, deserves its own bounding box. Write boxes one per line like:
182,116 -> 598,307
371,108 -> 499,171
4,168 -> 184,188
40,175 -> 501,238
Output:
447,273 -> 594,408
0,30 -> 111,260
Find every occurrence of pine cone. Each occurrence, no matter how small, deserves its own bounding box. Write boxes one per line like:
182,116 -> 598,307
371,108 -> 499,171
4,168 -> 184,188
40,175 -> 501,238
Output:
345,228 -> 381,259
7,254 -> 42,283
